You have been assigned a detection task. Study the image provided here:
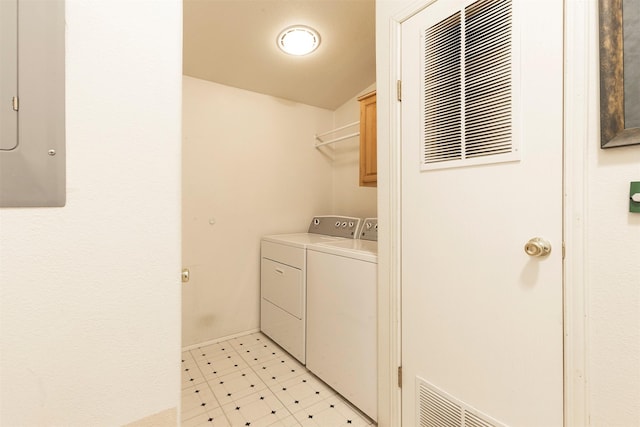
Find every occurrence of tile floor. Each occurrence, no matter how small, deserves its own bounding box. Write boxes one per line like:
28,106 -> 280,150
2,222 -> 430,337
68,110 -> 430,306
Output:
182,332 -> 375,427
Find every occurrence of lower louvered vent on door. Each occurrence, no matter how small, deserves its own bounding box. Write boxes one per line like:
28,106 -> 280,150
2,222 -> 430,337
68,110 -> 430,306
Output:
421,0 -> 519,170
417,377 -> 507,427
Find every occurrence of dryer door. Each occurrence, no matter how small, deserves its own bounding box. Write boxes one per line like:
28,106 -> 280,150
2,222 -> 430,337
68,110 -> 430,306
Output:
261,258 -> 303,319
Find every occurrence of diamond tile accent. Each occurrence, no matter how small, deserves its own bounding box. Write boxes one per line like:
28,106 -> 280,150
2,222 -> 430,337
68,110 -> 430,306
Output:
254,353 -> 305,388
182,353 -> 206,389
181,332 -> 374,426
274,372 -> 335,410
222,389 -> 289,427
181,405 -> 230,427
238,340 -> 287,366
199,350 -> 251,381
182,382 -> 220,422
210,367 -> 268,406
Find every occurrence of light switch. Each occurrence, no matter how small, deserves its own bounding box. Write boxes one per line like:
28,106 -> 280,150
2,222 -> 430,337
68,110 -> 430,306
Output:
630,182 -> 640,213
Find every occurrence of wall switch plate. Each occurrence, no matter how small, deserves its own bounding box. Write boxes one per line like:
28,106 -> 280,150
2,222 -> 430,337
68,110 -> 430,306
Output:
630,182 -> 640,213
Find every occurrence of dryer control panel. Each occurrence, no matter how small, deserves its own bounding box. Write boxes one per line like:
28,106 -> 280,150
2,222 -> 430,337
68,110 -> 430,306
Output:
308,216 -> 361,238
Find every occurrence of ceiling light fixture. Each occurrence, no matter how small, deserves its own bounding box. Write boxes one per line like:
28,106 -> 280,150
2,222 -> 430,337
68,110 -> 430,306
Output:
277,25 -> 320,56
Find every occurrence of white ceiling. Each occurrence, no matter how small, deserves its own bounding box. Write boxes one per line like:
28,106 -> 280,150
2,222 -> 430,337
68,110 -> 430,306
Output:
183,0 -> 376,110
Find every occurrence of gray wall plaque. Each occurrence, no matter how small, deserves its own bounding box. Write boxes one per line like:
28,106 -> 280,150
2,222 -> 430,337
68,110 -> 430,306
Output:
0,0 -> 66,207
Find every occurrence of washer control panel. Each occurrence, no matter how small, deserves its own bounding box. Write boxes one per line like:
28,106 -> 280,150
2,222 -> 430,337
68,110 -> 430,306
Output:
359,218 -> 378,241
308,216 -> 361,238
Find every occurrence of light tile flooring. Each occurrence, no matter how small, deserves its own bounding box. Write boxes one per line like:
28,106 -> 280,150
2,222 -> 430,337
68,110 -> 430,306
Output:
182,332 -> 375,427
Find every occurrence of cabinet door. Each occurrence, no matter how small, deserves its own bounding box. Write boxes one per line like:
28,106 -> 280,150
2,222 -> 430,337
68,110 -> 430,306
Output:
358,92 -> 377,187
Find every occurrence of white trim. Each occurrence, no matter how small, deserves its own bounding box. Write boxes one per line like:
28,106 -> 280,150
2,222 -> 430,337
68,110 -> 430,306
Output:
181,328 -> 261,352
563,0 -> 590,424
386,14 -> 403,427
382,3 -> 438,426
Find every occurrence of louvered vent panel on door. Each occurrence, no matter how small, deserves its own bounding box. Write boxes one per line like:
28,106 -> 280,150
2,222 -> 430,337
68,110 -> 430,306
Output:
421,0 -> 518,170
466,412 -> 499,427
464,0 -> 513,158
418,380 -> 462,426
422,12 -> 462,165
417,377 -> 508,427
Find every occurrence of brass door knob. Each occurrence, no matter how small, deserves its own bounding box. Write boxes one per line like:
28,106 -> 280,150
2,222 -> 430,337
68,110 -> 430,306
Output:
524,237 -> 551,257
182,268 -> 190,283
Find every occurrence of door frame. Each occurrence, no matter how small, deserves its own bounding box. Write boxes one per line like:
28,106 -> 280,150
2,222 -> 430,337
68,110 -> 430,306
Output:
379,0 -> 589,425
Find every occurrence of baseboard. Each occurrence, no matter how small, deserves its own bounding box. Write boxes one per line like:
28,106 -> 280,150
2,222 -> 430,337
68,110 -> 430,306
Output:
122,407 -> 177,427
182,328 -> 261,352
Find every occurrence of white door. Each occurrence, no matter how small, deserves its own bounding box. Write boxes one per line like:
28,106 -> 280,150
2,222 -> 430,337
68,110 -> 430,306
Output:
401,0 -> 563,425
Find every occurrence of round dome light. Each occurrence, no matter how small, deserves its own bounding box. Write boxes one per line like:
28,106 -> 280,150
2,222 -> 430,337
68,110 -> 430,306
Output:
277,26 -> 320,56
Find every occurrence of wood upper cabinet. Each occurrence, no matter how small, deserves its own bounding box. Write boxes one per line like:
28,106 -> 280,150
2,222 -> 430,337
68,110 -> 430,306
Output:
358,91 -> 377,187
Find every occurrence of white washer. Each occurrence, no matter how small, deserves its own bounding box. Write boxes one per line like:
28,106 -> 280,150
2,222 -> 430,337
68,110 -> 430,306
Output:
306,218 -> 378,421
260,216 -> 360,364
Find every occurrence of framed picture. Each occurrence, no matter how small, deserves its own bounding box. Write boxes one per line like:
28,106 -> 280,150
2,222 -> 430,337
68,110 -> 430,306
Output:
599,0 -> 640,148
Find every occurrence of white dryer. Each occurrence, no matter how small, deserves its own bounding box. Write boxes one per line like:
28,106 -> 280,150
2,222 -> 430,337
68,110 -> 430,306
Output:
260,216 -> 360,364
306,218 -> 378,421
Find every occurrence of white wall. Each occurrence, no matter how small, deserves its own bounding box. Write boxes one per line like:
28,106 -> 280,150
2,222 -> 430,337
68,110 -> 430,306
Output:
0,2 -> 182,426
376,0 -> 640,426
582,2 -> 640,423
587,146 -> 640,426
331,83 -> 378,218
182,76 -> 334,346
